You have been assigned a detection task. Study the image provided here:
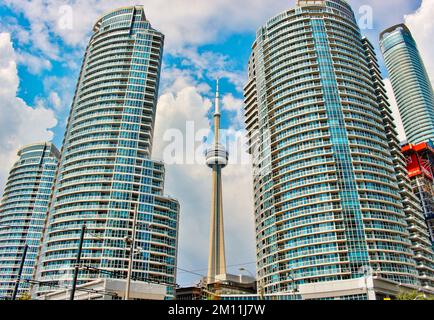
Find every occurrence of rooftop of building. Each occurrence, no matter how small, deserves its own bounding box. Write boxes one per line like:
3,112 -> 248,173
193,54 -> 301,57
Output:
93,5 -> 148,32
380,23 -> 411,40
17,141 -> 60,159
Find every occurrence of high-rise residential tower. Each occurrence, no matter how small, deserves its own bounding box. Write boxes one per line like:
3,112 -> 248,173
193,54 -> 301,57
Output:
205,82 -> 229,283
34,6 -> 179,299
380,24 -> 434,145
244,0 -> 434,299
0,143 -> 60,299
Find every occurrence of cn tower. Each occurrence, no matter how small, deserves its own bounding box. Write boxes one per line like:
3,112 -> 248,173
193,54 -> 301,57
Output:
206,81 -> 229,283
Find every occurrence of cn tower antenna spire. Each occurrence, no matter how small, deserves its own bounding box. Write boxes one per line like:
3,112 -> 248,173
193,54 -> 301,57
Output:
215,79 -> 220,116
214,79 -> 221,144
206,79 -> 229,283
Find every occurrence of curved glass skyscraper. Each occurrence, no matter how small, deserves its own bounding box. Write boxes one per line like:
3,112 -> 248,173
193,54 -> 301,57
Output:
34,6 -> 179,298
244,0 -> 434,297
380,24 -> 434,145
0,143 -> 60,299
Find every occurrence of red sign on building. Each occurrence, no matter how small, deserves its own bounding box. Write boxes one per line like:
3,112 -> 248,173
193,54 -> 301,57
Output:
402,142 -> 434,180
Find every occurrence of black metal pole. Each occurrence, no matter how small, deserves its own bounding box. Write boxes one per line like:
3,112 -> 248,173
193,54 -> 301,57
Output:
12,244 -> 28,300
70,225 -> 86,300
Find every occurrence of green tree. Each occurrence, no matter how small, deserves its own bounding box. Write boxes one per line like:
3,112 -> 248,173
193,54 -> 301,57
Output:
396,291 -> 434,300
17,292 -> 32,300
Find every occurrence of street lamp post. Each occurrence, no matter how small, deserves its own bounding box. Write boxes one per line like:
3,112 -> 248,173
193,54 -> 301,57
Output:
12,244 -> 29,300
124,204 -> 138,300
240,268 -> 265,300
288,268 -> 298,295
238,267 -> 254,279
361,266 -> 376,300
70,225 -> 86,300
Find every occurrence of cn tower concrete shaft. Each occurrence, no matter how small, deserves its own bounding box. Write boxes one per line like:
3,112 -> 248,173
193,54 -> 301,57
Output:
206,81 -> 229,282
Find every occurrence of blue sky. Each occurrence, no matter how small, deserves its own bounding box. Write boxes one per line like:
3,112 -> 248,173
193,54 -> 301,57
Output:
0,0 -> 423,147
1,0 -> 433,287
0,1 -> 263,148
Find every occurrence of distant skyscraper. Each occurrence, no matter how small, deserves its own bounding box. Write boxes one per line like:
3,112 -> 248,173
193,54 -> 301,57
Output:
380,24 -> 434,145
205,82 -> 229,282
244,0 -> 434,299
34,6 -> 179,299
0,143 -> 60,299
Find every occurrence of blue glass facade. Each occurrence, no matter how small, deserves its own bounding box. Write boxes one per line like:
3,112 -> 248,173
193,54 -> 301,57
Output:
0,143 -> 60,299
34,6 -> 179,298
244,0 -> 423,294
311,18 -> 370,275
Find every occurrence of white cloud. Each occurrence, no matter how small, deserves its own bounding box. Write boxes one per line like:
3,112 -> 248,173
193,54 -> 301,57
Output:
16,51 -> 52,74
0,33 -> 57,193
2,0 -> 418,51
160,66 -> 210,96
42,75 -> 76,113
222,94 -> 243,112
170,47 -> 247,92
48,91 -> 62,110
405,0 -> 434,84
153,74 -> 255,286
1,0 -> 292,53
222,93 -> 245,129
0,16 -> 31,46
